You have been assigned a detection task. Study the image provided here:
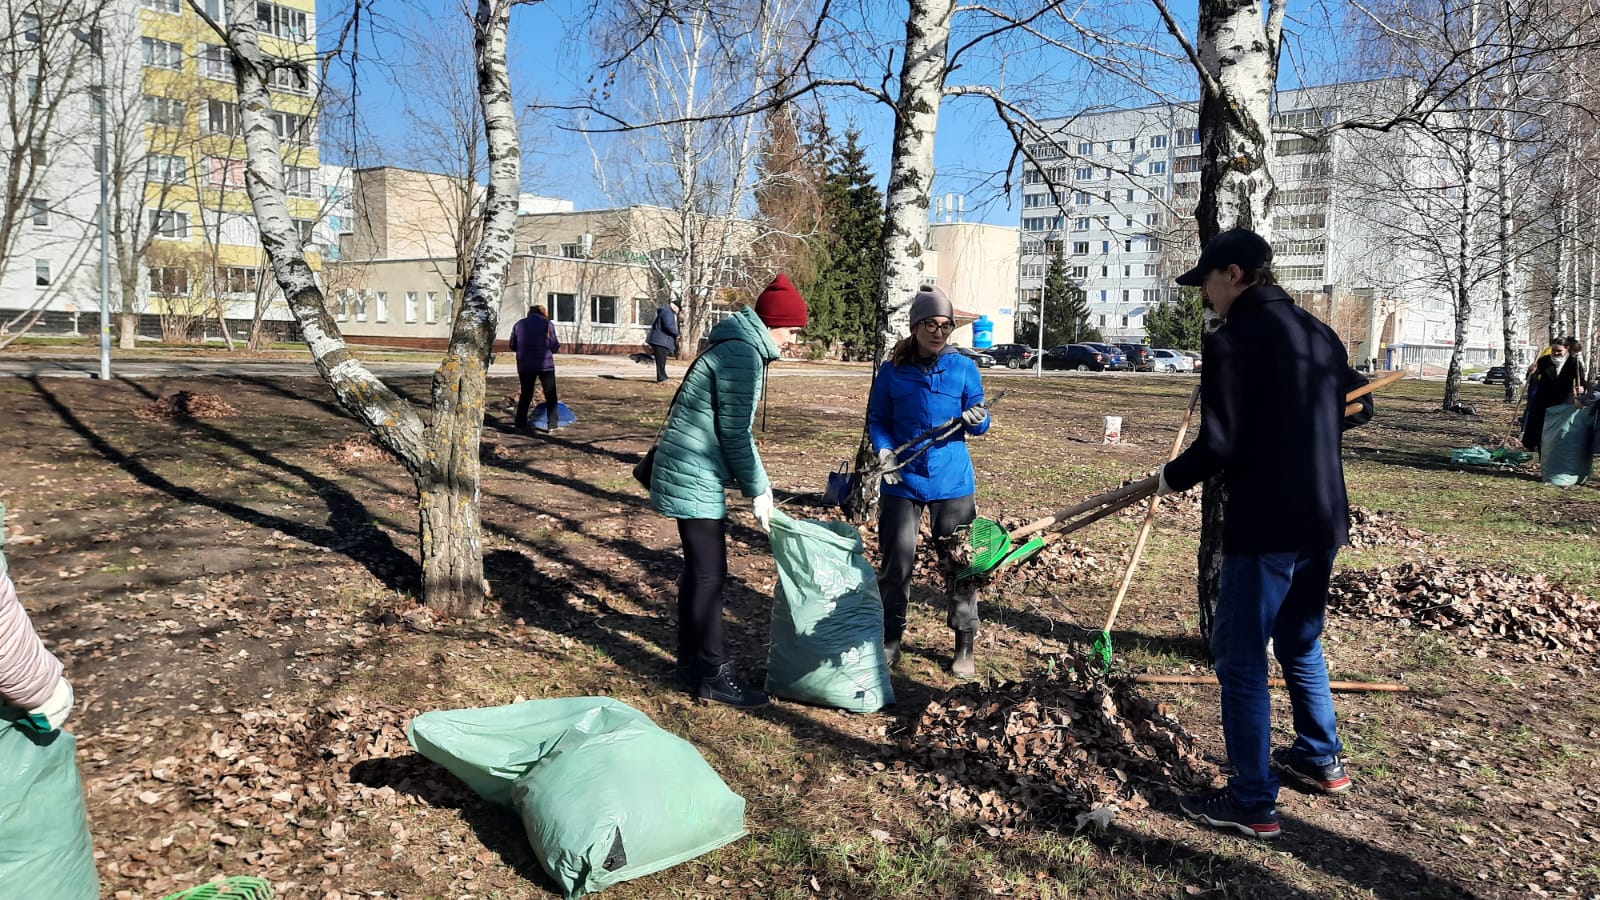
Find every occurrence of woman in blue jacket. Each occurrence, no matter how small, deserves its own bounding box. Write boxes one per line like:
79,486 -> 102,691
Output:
867,285 -> 991,677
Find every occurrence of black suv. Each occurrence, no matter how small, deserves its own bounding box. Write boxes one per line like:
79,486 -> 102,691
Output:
1042,344 -> 1107,371
1116,343 -> 1156,372
986,343 -> 1042,368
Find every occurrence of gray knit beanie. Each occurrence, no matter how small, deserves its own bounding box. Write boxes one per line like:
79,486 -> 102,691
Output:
907,284 -> 954,329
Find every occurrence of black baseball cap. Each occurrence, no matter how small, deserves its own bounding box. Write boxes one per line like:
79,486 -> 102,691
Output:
1174,228 -> 1273,286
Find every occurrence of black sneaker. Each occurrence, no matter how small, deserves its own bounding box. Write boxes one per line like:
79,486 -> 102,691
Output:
1179,789 -> 1281,840
696,663 -> 769,709
1271,748 -> 1353,795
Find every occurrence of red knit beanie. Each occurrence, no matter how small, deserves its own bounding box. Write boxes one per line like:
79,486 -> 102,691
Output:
754,274 -> 809,328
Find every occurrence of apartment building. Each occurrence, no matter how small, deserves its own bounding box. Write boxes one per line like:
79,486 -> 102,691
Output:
0,0 -> 321,340
327,166 -> 764,352
926,221 -> 1018,348
1018,81 -> 1504,366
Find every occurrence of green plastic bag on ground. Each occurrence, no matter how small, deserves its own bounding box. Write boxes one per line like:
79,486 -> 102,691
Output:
1542,405 -> 1594,486
765,510 -> 894,713
408,698 -> 746,898
0,719 -> 99,898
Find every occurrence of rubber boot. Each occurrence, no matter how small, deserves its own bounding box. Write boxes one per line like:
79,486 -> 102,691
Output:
883,639 -> 903,668
697,663 -> 770,709
951,630 -> 976,678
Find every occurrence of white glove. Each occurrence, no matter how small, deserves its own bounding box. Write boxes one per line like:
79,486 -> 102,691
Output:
1155,463 -> 1175,497
752,489 -> 774,533
962,405 -> 989,427
26,676 -> 73,732
878,448 -> 902,485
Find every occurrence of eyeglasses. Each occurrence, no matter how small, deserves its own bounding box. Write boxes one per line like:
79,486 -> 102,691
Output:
919,320 -> 955,334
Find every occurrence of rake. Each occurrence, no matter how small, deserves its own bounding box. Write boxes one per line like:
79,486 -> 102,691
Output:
825,391 -> 1008,510
160,876 -> 274,900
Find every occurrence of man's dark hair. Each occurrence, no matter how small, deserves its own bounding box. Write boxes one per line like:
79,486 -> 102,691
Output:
1566,336 -> 1584,354
1246,267 -> 1277,287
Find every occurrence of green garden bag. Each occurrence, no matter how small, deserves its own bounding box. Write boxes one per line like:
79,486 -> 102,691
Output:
1541,405 -> 1594,486
0,719 -> 99,898
764,510 -> 895,713
408,698 -> 745,898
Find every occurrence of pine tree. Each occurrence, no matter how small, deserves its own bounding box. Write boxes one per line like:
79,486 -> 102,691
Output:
801,127 -> 884,358
1039,246 -> 1091,346
1143,287 -> 1207,349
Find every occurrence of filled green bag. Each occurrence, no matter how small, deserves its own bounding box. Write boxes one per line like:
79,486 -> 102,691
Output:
1541,405 -> 1594,486
765,510 -> 894,713
0,719 -> 99,898
408,698 -> 745,898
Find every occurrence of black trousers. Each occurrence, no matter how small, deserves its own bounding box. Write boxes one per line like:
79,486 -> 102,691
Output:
653,345 -> 671,382
877,493 -> 979,641
676,517 -> 728,669
515,368 -> 558,429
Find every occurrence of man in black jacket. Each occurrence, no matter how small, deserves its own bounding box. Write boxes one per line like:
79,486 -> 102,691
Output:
1157,228 -> 1374,841
646,301 -> 681,383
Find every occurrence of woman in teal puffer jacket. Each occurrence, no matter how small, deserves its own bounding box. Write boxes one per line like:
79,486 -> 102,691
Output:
649,275 -> 808,709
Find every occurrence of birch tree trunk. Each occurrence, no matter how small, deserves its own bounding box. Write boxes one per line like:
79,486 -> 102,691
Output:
873,0 -> 955,360
218,0 -> 520,617
1156,0 -> 1283,643
1443,126 -> 1475,411
1496,118 -> 1525,402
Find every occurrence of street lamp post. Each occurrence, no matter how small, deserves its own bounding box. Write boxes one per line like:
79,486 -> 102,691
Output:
75,26 -> 111,381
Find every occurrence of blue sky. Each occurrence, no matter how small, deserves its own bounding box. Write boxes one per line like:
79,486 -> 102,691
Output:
324,0 -> 1348,226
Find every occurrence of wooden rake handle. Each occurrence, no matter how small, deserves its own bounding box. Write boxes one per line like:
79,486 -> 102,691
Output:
1133,674 -> 1409,692
1100,385 -> 1202,635
1009,476 -> 1160,542
1344,369 -> 1405,416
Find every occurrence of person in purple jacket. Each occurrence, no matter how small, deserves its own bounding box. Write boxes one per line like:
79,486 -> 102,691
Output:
509,304 -> 562,432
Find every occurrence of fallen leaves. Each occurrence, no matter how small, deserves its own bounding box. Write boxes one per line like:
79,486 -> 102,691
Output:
132,391 -> 238,421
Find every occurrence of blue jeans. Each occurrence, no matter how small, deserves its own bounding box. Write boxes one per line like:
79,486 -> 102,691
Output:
1213,549 -> 1344,808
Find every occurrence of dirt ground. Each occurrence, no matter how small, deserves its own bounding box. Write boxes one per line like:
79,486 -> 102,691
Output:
1,367 -> 1597,899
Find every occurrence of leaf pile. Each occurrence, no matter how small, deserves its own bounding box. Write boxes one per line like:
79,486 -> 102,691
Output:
320,433 -> 398,467
88,698 -> 465,899
132,391 -> 239,421
1328,560 -> 1600,658
1346,505 -> 1442,550
897,655 -> 1217,834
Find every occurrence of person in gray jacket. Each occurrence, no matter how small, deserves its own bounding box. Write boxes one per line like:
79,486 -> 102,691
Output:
646,301 -> 681,383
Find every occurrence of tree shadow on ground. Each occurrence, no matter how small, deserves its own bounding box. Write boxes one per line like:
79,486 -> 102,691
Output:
28,376 -> 417,593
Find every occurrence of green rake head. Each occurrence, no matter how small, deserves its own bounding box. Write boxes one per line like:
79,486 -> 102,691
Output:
953,517 -> 1013,581
1090,631 -> 1114,671
161,877 -> 274,900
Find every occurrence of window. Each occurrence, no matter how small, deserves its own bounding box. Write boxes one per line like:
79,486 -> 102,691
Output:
271,112 -> 310,143
31,145 -> 45,168
1020,264 -> 1045,280
549,292 -> 578,322
1127,139 -> 1137,151
256,2 -> 309,41
1071,266 -> 1088,279
204,0 -> 227,22
1099,314 -> 1107,326
1077,141 -> 1093,155
1101,241 -> 1110,253
334,290 -> 351,321
219,267 -> 258,293
1125,189 -> 1135,202
1100,266 -> 1108,277
205,99 -> 237,134
21,13 -> 39,42
1174,157 -> 1203,174
1145,289 -> 1162,302
1148,161 -> 1167,175
1174,181 -> 1198,199
1277,264 -> 1327,282
1122,290 -> 1131,303
1125,216 -> 1134,228
1274,108 -> 1332,130
26,77 -> 37,101
1023,169 -> 1044,185
1072,241 -> 1089,255
285,166 -> 315,197
143,0 -> 182,11
293,219 -> 314,245
585,294 -> 614,325
561,242 -> 582,258
147,154 -> 187,184
150,266 -> 187,295
34,260 -> 49,286
375,291 -> 389,323
1104,142 -> 1114,154
268,61 -> 310,94
1144,236 -> 1161,252
355,292 -> 369,322
425,291 -> 439,323
1150,186 -> 1165,200
1124,240 -> 1134,252
150,209 -> 189,239
1279,188 -> 1330,207
1146,212 -> 1161,226
1150,134 -> 1168,149
207,156 -> 246,188
1296,160 -> 1332,179
1075,167 -> 1093,181
1074,217 -> 1090,232
1070,191 -> 1088,205
405,291 -> 418,323
28,199 -> 48,227
1023,192 -> 1051,208
1099,291 -> 1107,302
1282,213 -> 1327,230
200,44 -> 232,79
141,37 -> 183,71
145,95 -> 187,126
1276,137 -> 1328,156
1027,141 -> 1064,159
1277,239 -> 1327,257
1121,315 -> 1129,327
1175,127 -> 1200,146
1123,265 -> 1131,277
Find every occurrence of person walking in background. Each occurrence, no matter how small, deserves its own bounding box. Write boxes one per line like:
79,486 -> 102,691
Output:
1154,228 -> 1374,841
1521,337 -> 1585,452
867,284 -> 991,677
648,276 -> 807,708
646,301 -> 681,383
510,304 -> 561,432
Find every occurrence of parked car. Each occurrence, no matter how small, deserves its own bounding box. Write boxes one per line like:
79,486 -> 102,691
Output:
986,343 -> 1043,368
1149,348 -> 1193,373
1116,343 -> 1156,372
1083,343 -> 1129,371
1182,350 -> 1203,372
1042,344 -> 1107,371
1481,365 -> 1508,385
952,345 -> 996,367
